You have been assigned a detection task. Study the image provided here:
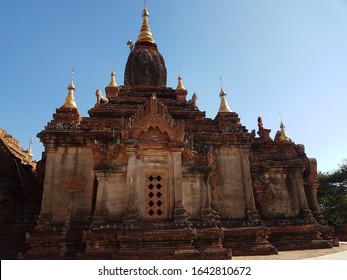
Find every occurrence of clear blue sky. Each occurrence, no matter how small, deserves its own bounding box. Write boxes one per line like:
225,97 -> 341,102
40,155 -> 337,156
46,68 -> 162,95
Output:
1,0 -> 346,172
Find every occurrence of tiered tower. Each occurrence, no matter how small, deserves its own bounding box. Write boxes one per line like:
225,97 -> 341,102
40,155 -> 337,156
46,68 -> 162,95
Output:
25,4 -> 333,260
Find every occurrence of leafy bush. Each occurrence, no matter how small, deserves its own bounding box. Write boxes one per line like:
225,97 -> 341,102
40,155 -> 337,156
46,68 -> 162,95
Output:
318,160 -> 347,228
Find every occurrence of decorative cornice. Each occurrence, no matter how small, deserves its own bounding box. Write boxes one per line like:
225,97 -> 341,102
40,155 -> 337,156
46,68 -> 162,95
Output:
121,93 -> 185,142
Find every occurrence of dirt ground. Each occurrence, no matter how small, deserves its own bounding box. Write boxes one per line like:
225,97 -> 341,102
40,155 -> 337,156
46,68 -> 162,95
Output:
232,242 -> 347,260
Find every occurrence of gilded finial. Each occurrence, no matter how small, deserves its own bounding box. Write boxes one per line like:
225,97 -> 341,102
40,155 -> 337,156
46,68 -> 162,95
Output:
27,137 -> 33,158
62,66 -> 77,109
108,63 -> 117,87
218,77 -> 232,113
108,70 -> 117,87
67,66 -> 75,91
279,113 -> 290,141
176,67 -> 186,90
176,75 -> 186,90
136,1 -> 155,43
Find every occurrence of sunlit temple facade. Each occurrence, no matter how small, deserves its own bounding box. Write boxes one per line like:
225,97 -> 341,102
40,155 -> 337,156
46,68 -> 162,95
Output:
24,5 -> 334,259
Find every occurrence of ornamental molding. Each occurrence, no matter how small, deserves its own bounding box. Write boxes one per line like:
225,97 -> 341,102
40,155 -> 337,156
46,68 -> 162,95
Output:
121,93 -> 185,142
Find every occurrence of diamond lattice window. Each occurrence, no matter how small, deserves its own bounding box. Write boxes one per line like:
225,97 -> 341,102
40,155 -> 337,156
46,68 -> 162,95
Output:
144,173 -> 167,219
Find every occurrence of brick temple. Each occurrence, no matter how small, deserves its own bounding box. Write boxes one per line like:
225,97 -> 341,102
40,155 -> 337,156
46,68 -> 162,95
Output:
23,5 -> 334,259
0,129 -> 42,259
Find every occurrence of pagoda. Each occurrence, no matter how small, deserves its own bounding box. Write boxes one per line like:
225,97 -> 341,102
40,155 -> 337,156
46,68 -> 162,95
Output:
25,5 -> 334,259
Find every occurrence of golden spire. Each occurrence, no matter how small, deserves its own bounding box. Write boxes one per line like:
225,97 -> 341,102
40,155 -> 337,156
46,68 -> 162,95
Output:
108,69 -> 117,87
218,78 -> 232,113
27,137 -> 33,158
62,67 -> 77,109
279,120 -> 290,141
176,74 -> 185,90
136,2 -> 155,43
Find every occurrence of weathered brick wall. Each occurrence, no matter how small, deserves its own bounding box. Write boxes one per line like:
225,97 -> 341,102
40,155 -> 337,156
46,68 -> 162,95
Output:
0,129 -> 42,259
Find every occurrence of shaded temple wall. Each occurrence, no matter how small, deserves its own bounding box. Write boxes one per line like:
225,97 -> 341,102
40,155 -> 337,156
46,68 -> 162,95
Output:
182,172 -> 205,219
249,139 -> 317,222
0,128 -> 42,259
211,146 -> 255,219
251,168 -> 304,218
41,146 -> 94,224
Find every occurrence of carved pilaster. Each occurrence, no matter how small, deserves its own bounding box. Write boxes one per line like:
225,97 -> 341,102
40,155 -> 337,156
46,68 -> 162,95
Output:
310,186 -> 320,213
206,148 -> 215,209
125,149 -> 137,213
306,158 -> 326,224
172,151 -> 183,204
240,148 -> 257,211
93,172 -> 109,223
39,147 -> 57,217
310,185 -> 326,224
294,171 -> 309,210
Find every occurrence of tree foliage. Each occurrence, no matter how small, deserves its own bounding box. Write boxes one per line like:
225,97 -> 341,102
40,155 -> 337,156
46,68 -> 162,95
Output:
318,159 -> 347,228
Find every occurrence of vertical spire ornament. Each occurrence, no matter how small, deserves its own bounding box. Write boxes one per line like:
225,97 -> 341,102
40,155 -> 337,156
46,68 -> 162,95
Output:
136,0 -> 155,43
279,113 -> 290,141
27,137 -> 33,158
108,62 -> 117,87
62,66 -> 78,109
176,67 -> 186,90
218,77 -> 232,113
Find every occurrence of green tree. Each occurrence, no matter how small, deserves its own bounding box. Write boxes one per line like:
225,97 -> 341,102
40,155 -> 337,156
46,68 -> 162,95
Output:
318,159 -> 347,228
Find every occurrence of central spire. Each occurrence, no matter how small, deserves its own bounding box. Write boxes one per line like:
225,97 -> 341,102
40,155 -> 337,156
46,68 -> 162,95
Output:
124,2 -> 167,87
136,2 -> 155,44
